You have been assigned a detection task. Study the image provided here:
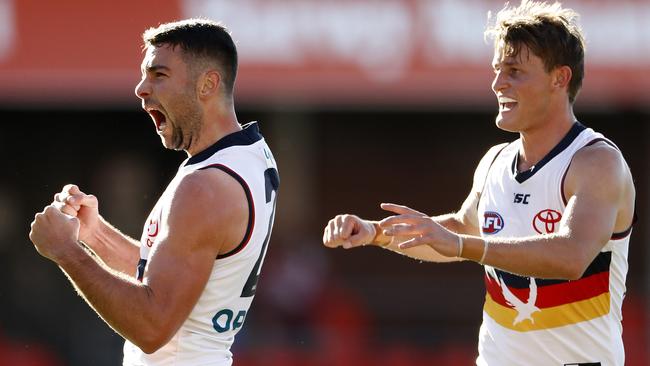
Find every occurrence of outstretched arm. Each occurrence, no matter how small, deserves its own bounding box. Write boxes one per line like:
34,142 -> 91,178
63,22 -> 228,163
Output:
321,182 -> 480,262
322,144 -> 505,263
382,143 -> 635,279
322,208 -> 465,263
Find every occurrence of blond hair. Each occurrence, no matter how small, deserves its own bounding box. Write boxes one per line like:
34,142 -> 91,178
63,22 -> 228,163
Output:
485,1 -> 586,103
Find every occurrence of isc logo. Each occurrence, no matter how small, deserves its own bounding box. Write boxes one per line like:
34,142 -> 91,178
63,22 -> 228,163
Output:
514,193 -> 530,204
482,211 -> 505,234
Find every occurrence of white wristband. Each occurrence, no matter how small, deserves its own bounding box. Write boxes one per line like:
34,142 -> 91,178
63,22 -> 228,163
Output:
479,239 -> 489,264
456,235 -> 464,258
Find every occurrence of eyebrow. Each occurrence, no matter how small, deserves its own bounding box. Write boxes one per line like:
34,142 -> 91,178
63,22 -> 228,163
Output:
492,60 -> 520,69
144,65 -> 171,73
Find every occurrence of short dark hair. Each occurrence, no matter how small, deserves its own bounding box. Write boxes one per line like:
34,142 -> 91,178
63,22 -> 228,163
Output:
485,0 -> 585,104
143,19 -> 238,95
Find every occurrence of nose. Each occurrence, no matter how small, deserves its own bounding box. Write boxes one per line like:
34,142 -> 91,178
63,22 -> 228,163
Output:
491,70 -> 507,94
135,77 -> 150,100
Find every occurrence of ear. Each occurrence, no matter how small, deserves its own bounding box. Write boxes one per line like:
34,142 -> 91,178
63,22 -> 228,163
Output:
552,65 -> 572,89
197,70 -> 221,99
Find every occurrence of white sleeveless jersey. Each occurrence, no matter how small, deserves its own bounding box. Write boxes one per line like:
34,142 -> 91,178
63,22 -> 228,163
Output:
123,122 -> 279,366
476,123 -> 631,366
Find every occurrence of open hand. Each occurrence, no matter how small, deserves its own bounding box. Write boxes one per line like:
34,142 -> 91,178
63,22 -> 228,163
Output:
379,203 -> 458,257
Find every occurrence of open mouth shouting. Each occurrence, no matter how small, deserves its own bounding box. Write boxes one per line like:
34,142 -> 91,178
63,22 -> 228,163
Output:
145,105 -> 168,132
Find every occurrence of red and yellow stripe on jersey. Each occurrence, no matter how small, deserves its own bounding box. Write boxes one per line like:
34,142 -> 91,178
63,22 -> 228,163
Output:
483,251 -> 611,332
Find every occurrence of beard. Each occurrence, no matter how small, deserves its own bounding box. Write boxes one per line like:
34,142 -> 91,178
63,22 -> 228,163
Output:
169,92 -> 203,151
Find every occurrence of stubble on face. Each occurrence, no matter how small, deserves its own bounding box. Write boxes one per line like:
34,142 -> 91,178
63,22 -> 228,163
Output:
167,66 -> 204,152
169,91 -> 203,151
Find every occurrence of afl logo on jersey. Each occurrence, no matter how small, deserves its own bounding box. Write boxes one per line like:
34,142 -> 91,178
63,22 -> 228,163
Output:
532,209 -> 562,234
146,219 -> 159,247
482,211 -> 504,234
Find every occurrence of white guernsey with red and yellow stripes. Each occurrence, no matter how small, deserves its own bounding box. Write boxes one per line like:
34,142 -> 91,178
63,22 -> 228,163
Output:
476,123 -> 631,366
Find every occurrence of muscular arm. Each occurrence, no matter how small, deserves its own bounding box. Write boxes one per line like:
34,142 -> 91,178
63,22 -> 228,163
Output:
387,143 -> 635,279
359,144 -> 505,262
53,185 -> 140,275
83,218 -> 140,275
371,200 -> 477,263
474,143 -> 634,279
32,169 -> 248,353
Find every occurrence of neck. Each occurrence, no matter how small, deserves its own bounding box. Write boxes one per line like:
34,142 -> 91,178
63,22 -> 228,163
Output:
518,107 -> 575,172
186,102 -> 240,157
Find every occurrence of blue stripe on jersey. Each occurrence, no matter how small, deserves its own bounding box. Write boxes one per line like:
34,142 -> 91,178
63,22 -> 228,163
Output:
512,122 -> 586,183
198,164 -> 255,260
492,251 -> 611,289
186,122 -> 263,166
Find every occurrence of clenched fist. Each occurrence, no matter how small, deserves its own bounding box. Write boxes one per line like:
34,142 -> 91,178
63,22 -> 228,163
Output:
323,214 -> 377,249
29,204 -> 81,263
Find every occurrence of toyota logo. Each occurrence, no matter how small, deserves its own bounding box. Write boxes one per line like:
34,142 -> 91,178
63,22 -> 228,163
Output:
532,209 -> 562,234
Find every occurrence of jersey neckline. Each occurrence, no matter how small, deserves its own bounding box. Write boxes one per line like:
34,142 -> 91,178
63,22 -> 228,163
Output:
185,122 -> 263,166
511,122 -> 586,183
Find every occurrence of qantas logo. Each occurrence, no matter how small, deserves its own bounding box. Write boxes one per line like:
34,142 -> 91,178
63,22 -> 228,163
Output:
532,209 -> 562,234
482,211 -> 504,234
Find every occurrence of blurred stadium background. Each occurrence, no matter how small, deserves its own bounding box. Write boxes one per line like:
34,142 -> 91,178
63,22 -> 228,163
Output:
0,0 -> 648,365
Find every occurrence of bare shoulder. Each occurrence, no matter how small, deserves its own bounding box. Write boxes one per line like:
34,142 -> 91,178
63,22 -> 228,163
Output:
175,168 -> 246,204
164,169 -> 248,252
565,141 -> 635,224
569,141 -> 632,186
